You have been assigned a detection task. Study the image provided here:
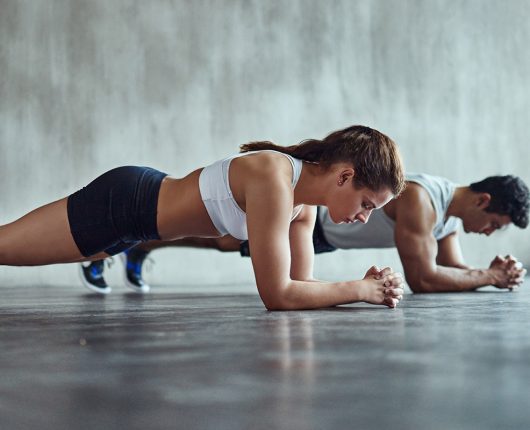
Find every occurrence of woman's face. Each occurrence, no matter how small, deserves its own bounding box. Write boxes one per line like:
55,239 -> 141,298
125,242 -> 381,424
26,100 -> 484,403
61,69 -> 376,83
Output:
326,169 -> 394,224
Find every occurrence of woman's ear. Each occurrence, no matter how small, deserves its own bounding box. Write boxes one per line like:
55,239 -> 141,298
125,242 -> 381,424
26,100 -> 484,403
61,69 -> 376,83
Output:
337,168 -> 355,186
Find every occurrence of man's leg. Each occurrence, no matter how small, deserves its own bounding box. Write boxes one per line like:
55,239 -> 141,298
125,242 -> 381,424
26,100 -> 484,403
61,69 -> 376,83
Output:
122,236 -> 244,291
80,236 -> 244,293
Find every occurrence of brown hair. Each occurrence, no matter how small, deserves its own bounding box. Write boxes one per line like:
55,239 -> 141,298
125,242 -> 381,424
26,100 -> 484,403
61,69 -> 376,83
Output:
240,125 -> 406,196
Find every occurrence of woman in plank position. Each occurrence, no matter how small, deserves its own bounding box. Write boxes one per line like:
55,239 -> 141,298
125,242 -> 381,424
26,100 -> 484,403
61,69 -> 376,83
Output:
0,125 -> 405,310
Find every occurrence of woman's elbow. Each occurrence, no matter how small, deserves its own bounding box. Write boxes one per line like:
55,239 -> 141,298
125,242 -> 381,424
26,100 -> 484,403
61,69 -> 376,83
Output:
261,295 -> 292,311
264,302 -> 288,311
258,283 -> 295,311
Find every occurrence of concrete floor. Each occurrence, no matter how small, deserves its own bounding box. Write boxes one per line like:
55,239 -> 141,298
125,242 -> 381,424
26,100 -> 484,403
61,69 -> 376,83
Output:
1,281 -> 530,430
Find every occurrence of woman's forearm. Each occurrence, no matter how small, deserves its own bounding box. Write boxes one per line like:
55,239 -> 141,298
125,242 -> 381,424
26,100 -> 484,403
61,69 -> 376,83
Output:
261,279 -> 368,310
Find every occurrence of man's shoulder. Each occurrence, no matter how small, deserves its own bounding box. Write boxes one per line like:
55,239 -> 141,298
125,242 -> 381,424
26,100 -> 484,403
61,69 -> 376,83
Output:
405,173 -> 453,197
394,182 -> 437,225
400,181 -> 433,205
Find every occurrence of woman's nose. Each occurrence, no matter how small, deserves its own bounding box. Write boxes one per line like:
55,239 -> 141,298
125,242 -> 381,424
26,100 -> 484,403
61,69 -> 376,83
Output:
356,210 -> 372,224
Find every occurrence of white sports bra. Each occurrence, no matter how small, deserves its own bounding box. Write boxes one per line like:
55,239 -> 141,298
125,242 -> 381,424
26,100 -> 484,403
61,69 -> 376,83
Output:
198,150 -> 304,240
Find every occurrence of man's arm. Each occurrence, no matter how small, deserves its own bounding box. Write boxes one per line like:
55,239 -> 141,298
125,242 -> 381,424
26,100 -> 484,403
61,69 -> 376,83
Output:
435,232 -> 470,269
393,185 -> 512,293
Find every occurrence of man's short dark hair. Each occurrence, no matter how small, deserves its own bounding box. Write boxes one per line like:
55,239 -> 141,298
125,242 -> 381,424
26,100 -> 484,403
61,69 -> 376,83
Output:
470,175 -> 529,228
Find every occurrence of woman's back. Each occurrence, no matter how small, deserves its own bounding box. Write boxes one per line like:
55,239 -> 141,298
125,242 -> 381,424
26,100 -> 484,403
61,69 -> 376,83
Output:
155,151 -> 302,241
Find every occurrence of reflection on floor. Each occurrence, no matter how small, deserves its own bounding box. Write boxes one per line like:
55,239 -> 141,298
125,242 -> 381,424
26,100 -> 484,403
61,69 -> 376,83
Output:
1,281 -> 529,430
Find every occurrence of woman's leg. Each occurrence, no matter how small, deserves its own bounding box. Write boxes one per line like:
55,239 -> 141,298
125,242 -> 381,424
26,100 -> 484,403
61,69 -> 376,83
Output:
0,197 -> 85,266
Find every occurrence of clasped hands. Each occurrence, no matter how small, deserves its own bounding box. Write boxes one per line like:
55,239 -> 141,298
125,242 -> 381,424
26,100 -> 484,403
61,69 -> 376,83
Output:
363,266 -> 404,307
489,255 -> 526,290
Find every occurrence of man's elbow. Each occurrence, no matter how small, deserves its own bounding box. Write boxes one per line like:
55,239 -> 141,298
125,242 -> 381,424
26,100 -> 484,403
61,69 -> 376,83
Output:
406,275 -> 437,293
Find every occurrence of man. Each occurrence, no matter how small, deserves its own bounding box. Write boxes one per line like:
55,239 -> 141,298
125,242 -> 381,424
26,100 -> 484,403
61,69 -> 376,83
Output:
80,174 -> 529,294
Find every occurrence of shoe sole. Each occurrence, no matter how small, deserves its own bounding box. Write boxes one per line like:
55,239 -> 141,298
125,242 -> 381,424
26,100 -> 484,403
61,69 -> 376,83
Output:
78,264 -> 111,295
119,253 -> 150,293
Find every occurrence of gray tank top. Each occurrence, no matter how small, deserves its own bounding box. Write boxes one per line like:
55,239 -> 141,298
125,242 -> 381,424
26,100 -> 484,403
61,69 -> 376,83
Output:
319,173 -> 461,249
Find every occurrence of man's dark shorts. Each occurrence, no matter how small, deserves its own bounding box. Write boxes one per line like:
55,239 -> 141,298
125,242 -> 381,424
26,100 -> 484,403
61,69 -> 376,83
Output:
239,207 -> 337,257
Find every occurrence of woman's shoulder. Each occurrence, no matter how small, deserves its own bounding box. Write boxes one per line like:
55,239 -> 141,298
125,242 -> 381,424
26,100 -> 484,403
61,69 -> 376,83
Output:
232,151 -> 295,191
239,150 -> 294,173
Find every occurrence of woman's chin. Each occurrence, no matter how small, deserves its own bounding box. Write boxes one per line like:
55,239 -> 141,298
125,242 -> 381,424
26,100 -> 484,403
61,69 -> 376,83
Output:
329,214 -> 342,224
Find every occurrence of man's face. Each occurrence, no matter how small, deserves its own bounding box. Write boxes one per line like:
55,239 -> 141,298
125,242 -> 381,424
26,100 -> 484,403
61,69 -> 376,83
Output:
462,201 -> 512,235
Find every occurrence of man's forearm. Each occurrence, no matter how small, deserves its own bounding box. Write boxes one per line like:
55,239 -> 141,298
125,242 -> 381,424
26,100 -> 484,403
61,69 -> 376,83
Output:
407,265 -> 495,293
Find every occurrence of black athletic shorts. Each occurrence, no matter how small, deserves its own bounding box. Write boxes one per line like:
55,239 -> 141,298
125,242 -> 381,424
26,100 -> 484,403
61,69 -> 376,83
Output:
239,207 -> 337,257
67,166 -> 167,257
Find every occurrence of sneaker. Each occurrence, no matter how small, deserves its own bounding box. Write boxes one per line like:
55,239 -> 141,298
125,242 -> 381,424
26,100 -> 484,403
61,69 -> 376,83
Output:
79,260 -> 111,295
120,249 -> 151,293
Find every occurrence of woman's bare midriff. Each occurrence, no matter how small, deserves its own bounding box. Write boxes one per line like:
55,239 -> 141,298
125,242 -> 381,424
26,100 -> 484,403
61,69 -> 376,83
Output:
156,169 -> 221,240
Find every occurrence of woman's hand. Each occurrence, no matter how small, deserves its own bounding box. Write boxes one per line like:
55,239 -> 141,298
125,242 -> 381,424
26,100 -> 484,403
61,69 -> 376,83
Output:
361,266 -> 405,308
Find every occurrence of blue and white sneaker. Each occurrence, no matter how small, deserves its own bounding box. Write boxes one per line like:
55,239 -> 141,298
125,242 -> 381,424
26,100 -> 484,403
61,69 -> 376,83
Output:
79,260 -> 111,295
120,249 -> 151,293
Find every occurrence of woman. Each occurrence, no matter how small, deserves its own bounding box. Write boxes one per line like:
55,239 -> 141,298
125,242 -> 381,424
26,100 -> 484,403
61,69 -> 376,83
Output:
1,125 -> 406,310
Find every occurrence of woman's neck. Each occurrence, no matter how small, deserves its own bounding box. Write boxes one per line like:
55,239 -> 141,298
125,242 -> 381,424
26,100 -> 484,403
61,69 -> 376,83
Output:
293,162 -> 332,206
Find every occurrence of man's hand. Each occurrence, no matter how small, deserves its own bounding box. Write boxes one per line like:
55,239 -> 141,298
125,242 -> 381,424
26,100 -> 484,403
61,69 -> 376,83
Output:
489,255 -> 527,290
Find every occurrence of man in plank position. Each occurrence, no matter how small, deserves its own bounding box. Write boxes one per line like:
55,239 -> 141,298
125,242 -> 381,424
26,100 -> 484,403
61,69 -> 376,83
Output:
81,174 -> 529,293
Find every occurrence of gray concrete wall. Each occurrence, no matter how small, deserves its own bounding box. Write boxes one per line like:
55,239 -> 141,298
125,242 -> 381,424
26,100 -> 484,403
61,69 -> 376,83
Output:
1,0 -> 529,288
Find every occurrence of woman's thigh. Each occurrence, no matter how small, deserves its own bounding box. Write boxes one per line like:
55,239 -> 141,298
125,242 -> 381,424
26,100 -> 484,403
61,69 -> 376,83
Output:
0,197 -> 84,266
